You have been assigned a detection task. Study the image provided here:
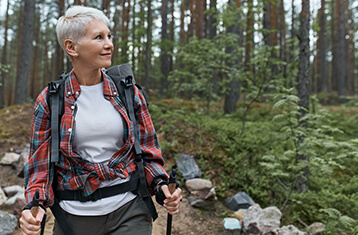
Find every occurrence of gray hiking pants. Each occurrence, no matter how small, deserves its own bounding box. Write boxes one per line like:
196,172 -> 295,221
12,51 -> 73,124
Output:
52,196 -> 152,235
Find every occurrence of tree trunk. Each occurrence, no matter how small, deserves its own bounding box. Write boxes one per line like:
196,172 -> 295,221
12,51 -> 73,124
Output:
195,0 -> 204,39
55,0 -> 65,80
169,0 -> 175,71
102,0 -> 111,17
263,0 -> 271,46
15,0 -> 35,104
224,0 -> 242,114
279,0 -> 287,78
180,0 -> 186,44
331,0 -> 337,91
245,0 -> 254,72
0,0 -> 10,108
297,0 -> 310,194
336,0 -> 346,96
160,0 -> 169,96
144,0 -> 152,90
131,0 -> 136,74
188,0 -> 195,38
208,0 -> 218,95
317,0 -> 327,92
30,6 -> 41,99
121,0 -> 130,63
208,0 -> 217,40
112,5 -> 121,64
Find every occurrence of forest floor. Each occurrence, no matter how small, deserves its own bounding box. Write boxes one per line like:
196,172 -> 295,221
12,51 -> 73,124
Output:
0,103 -> 226,234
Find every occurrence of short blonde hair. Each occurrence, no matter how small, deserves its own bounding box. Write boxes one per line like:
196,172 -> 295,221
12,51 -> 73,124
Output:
56,6 -> 110,51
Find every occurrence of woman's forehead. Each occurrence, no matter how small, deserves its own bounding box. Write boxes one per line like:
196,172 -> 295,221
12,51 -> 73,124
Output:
85,19 -> 110,34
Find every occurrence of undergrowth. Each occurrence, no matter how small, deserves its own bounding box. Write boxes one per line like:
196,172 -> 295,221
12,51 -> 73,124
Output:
149,95 -> 358,234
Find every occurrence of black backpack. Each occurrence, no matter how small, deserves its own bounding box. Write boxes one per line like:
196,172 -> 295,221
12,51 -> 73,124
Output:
46,63 -> 156,235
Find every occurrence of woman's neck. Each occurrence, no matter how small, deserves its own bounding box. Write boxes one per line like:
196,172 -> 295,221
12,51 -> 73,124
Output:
73,67 -> 103,86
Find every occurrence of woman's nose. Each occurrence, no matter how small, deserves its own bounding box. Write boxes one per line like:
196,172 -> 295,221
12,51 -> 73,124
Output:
104,38 -> 113,49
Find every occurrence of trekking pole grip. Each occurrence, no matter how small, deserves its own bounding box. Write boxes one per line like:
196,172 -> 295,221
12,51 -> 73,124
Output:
31,189 -> 40,217
168,169 -> 177,194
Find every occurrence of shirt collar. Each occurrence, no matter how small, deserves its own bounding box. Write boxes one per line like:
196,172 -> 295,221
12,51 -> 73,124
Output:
65,69 -> 118,99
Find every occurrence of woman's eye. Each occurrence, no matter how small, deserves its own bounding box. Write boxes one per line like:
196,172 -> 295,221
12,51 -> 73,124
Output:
95,35 -> 102,39
108,35 -> 112,40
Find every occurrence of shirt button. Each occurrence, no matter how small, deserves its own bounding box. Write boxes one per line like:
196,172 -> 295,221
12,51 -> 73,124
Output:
75,91 -> 79,95
71,105 -> 75,110
67,91 -> 71,95
68,128 -> 72,133
113,92 -> 117,95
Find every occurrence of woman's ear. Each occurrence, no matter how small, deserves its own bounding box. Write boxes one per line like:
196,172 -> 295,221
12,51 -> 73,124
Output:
64,39 -> 78,57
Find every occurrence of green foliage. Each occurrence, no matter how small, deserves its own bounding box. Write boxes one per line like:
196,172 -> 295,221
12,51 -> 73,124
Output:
319,208 -> 358,234
150,86 -> 358,233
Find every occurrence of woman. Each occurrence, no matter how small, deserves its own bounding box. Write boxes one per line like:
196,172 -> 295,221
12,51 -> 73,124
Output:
20,5 -> 182,235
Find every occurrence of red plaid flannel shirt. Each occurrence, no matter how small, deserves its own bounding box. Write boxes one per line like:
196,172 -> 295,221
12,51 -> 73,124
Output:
25,70 -> 168,207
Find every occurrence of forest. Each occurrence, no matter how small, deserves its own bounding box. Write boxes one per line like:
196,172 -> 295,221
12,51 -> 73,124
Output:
0,0 -> 357,233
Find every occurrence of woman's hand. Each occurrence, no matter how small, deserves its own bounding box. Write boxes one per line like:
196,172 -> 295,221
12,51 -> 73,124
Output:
19,207 -> 46,235
161,185 -> 183,215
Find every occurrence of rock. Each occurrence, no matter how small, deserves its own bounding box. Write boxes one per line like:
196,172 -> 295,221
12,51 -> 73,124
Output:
17,145 -> 30,177
307,222 -> 325,234
0,152 -> 20,166
0,210 -> 18,235
186,178 -> 216,210
0,187 -> 8,207
5,191 -> 25,206
242,204 -> 264,234
260,206 -> 282,228
226,192 -> 255,211
3,185 -> 24,197
230,209 -> 247,221
176,154 -> 201,180
281,225 -> 307,235
223,217 -> 241,235
188,196 -> 215,210
14,198 -> 27,219
185,178 -> 212,192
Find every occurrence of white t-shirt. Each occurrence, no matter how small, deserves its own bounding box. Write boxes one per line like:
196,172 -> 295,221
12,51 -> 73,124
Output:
59,82 -> 136,216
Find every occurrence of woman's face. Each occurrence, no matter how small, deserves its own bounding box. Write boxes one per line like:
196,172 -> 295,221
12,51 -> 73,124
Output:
74,19 -> 113,69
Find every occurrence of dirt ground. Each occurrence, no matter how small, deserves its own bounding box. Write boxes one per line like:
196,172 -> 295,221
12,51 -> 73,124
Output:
0,103 -> 226,234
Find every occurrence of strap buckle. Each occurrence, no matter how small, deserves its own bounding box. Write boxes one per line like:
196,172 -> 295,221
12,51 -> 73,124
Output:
80,190 -> 102,202
48,82 -> 61,94
124,75 -> 133,87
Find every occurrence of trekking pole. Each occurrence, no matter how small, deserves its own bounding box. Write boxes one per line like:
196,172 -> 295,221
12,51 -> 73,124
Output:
31,189 -> 45,235
31,189 -> 40,217
166,169 -> 177,235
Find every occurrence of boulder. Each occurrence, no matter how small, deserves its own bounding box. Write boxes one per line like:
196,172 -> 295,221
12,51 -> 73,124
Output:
226,192 -> 255,211
0,187 -> 8,206
185,178 -> 212,192
17,145 -> 30,177
186,178 -> 216,210
0,152 -> 20,166
281,225 -> 307,235
14,198 -> 27,220
5,191 -> 25,206
242,204 -> 282,235
0,210 -> 18,235
306,222 -> 325,234
176,155 -> 201,180
3,185 -> 24,197
223,217 -> 241,235
260,206 -> 282,228
242,204 -> 264,234
230,209 -> 247,221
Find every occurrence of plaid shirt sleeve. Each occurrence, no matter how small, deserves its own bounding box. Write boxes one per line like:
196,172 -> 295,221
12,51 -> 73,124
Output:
24,88 -> 55,207
134,86 -> 169,193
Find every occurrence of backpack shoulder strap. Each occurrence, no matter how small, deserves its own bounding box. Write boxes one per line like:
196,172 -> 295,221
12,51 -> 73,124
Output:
47,72 -> 67,163
105,64 -> 157,220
